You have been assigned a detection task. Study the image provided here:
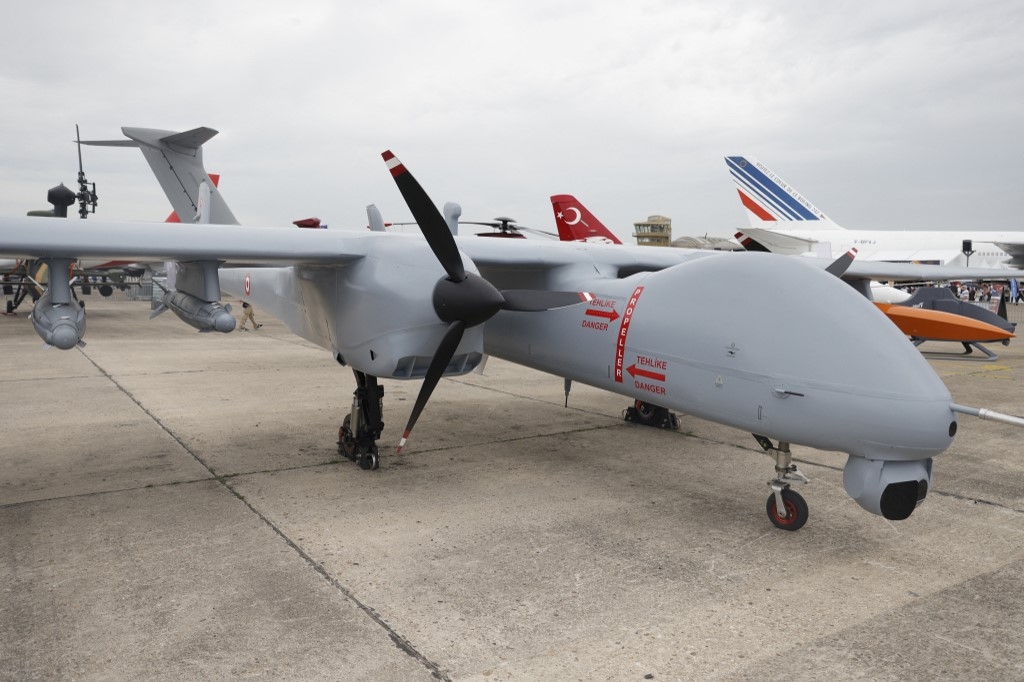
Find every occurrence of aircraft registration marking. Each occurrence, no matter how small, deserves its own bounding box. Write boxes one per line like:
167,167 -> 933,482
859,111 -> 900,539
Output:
614,286 -> 644,383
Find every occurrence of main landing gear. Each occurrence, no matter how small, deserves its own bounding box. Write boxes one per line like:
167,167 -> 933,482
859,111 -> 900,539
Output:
338,369 -> 384,471
624,400 -> 679,430
754,434 -> 810,531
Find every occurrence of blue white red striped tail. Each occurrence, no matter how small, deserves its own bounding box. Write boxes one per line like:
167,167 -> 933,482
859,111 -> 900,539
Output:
726,156 -> 841,229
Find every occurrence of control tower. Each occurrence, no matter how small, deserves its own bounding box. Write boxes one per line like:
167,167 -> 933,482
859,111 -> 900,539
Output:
633,215 -> 672,247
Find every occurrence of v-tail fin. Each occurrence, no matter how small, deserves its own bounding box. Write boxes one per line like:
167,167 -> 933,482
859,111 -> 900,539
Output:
81,127 -> 238,225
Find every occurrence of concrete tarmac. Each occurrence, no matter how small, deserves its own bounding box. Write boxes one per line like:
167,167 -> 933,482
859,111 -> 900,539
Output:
2,295 -> 1023,681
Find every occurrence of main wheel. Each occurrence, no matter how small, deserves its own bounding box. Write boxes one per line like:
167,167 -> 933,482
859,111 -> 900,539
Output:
632,400 -> 657,426
766,488 -> 809,531
358,450 -> 380,471
338,414 -> 358,461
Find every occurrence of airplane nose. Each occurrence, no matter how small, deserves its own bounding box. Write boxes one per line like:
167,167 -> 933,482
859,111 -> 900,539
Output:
754,255 -> 957,459
653,252 -> 957,460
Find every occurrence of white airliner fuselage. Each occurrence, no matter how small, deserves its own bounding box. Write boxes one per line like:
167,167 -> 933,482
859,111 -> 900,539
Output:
727,156 -> 1024,270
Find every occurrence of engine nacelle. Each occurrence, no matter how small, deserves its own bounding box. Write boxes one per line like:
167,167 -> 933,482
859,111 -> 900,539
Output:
30,289 -> 86,349
843,455 -> 932,520
163,290 -> 235,333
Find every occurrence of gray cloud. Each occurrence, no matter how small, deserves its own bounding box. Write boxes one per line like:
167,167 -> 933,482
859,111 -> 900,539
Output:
1,0 -> 1022,242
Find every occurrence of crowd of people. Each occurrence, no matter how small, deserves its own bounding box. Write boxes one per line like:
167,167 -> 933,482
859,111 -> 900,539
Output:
896,281 -> 1024,305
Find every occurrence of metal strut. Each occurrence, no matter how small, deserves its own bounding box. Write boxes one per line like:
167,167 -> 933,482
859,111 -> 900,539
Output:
754,434 -> 809,518
338,369 -> 384,470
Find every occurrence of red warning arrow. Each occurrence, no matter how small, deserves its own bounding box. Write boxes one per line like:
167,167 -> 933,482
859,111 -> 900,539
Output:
585,308 -> 619,322
626,364 -> 665,382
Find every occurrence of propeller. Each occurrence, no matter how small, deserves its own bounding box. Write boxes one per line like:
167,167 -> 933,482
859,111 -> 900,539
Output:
382,150 -> 590,452
460,216 -> 559,239
381,212 -> 558,239
825,247 -> 858,278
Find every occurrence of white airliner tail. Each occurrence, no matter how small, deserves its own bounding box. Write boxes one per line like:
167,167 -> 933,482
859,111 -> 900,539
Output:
726,156 -> 843,231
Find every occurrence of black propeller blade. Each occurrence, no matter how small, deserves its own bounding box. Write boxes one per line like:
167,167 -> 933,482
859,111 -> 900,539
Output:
383,150 -> 592,453
825,247 -> 858,278
383,150 -> 465,282
397,320 -> 465,454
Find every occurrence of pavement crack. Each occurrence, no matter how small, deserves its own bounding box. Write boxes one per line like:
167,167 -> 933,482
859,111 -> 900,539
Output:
78,348 -> 452,681
0,477 -> 215,509
221,489 -> 452,681
78,348 -> 220,475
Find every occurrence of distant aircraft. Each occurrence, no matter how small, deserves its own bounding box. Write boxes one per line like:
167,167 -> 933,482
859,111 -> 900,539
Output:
6,126 -> 1024,533
373,205 -> 555,240
2,161 -> 129,315
726,156 -> 1024,268
558,194 -> 1015,355
550,194 -> 622,244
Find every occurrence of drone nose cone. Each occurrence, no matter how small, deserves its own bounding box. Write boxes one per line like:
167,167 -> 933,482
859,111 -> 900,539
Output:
640,252 -> 957,460
766,261 -> 956,459
852,392 -> 956,461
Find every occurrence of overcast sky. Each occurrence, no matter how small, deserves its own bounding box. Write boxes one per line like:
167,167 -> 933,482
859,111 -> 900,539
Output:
1,0 -> 1021,243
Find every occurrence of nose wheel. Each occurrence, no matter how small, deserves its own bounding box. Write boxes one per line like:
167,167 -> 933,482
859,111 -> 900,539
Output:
754,434 -> 810,531
766,487 -> 808,531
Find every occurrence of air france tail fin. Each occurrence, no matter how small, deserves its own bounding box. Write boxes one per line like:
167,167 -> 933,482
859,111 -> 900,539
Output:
550,194 -> 622,244
725,156 -> 841,230
81,127 -> 238,225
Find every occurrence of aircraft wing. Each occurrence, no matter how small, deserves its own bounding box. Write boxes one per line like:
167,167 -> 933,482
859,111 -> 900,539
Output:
994,241 -> 1024,261
0,215 -> 714,274
735,228 -> 819,255
843,260 -> 1016,283
0,216 -> 367,267
2,215 -> 1017,297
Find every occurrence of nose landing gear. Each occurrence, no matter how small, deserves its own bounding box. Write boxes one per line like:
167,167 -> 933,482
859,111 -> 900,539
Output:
754,434 -> 810,531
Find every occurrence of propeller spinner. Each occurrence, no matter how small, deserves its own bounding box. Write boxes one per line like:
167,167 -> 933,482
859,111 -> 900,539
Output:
382,150 -> 590,452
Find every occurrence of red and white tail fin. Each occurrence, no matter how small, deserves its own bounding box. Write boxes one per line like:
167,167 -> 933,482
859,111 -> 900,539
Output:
550,194 -> 622,244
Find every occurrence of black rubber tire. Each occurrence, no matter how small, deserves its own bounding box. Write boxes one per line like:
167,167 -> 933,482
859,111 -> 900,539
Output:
766,488 -> 809,531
